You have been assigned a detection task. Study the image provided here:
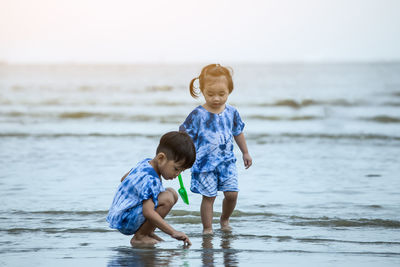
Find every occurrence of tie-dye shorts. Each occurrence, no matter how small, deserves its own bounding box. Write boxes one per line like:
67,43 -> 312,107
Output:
190,160 -> 239,197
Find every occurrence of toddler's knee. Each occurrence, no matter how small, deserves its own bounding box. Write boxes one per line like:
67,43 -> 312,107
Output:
224,191 -> 238,202
202,195 -> 216,204
165,187 -> 178,205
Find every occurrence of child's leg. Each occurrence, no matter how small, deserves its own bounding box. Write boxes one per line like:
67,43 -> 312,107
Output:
131,188 -> 178,245
218,160 -> 239,231
220,191 -> 238,231
201,195 -> 216,234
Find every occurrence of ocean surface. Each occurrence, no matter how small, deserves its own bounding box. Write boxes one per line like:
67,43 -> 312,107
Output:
0,63 -> 400,266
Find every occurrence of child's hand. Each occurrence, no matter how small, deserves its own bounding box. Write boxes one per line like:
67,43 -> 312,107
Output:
243,153 -> 252,169
171,230 -> 192,246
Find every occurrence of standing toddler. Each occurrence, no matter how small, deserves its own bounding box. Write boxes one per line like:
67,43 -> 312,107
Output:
180,64 -> 252,234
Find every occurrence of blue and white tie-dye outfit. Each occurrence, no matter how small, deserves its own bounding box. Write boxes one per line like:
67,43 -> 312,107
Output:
179,104 -> 245,197
106,158 -> 165,235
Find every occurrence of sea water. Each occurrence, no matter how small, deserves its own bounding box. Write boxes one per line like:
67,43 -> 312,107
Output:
0,63 -> 400,266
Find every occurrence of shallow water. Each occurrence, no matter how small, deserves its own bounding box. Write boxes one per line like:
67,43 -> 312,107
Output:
1,63 -> 400,266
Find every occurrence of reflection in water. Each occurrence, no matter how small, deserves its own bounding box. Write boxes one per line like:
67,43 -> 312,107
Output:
107,246 -> 179,267
202,235 -> 214,266
221,231 -> 238,267
107,233 -> 238,267
202,232 -> 239,267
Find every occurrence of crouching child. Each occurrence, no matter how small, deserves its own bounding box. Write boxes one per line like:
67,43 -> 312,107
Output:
106,131 -> 196,246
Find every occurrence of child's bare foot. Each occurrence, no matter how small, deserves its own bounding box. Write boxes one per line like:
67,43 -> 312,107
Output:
202,228 -> 214,235
220,218 -> 232,231
149,232 -> 164,241
130,234 -> 159,246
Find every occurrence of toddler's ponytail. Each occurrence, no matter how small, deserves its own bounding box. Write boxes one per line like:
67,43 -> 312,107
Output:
189,77 -> 200,98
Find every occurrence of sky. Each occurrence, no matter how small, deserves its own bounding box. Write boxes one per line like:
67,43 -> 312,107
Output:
1,0 -> 400,63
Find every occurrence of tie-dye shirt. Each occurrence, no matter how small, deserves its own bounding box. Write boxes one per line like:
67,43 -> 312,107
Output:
106,158 -> 165,234
179,104 -> 245,173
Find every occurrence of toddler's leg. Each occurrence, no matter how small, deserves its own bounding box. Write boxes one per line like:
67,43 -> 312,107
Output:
131,188 -> 178,245
201,195 -> 216,235
220,191 -> 238,231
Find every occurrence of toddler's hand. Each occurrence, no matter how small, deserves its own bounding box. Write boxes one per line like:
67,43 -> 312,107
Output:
171,231 -> 192,246
243,153 -> 252,169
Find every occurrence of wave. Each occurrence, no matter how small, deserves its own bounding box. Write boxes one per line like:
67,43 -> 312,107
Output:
362,115 -> 400,123
384,101 -> 400,107
1,111 -> 184,123
2,223 -> 400,236
5,110 -> 400,124
146,85 -> 174,92
58,112 -> 108,119
175,211 -> 400,229
245,99 -> 366,108
1,132 -> 400,141
0,133 -> 160,138
289,217 -> 400,228
365,174 -> 382,178
235,233 -> 400,246
5,210 -> 400,229
251,133 -> 400,141
247,115 -> 321,121
356,204 -> 383,209
1,227 -> 111,234
1,111 -> 324,123
0,98 -> 388,108
9,210 -> 108,215
170,210 -> 275,217
58,112 -> 182,123
8,84 -> 174,93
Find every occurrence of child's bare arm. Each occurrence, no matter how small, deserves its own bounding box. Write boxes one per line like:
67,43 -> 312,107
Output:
234,132 -> 252,169
142,199 -> 191,246
120,171 -> 130,182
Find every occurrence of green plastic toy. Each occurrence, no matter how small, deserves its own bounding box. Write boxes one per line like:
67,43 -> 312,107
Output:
178,174 -> 189,205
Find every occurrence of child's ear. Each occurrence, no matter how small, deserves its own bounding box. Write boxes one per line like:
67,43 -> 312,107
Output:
156,152 -> 167,163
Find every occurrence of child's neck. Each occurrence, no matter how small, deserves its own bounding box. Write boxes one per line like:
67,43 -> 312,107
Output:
202,103 -> 226,114
149,159 -> 162,180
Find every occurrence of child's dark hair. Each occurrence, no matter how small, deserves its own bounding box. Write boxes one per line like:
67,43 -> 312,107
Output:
189,64 -> 234,98
156,131 -> 196,169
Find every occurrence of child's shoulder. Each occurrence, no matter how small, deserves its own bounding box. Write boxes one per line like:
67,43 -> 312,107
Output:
193,105 -> 206,113
133,157 -> 152,170
225,104 -> 240,114
187,105 -> 207,117
127,158 -> 158,180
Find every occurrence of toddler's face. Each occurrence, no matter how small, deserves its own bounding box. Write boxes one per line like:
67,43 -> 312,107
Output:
159,159 -> 185,180
202,76 -> 230,111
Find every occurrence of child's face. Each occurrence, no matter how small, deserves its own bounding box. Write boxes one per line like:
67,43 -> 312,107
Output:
202,76 -> 230,110
159,158 -> 186,180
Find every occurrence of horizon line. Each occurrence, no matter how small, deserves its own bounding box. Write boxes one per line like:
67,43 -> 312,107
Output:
1,59 -> 400,66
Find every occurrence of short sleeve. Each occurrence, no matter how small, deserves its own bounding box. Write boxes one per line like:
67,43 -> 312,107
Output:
179,109 -> 199,140
139,177 -> 162,208
232,109 -> 245,136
